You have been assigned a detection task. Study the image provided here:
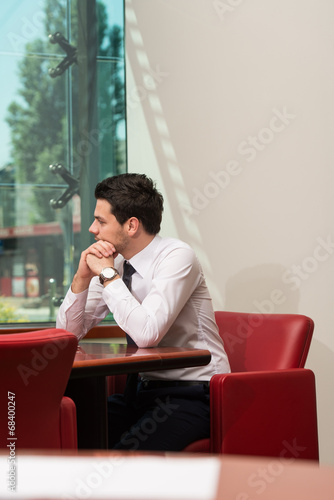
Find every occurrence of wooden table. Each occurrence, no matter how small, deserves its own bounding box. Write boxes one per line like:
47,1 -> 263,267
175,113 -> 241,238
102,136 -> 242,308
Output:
65,340 -> 211,449
72,340 -> 212,377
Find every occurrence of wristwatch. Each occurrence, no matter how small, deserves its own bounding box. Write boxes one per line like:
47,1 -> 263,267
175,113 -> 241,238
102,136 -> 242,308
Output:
99,267 -> 119,285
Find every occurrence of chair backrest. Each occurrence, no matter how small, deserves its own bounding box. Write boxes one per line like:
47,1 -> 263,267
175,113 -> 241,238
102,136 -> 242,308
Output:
0,328 -> 78,449
215,311 -> 314,372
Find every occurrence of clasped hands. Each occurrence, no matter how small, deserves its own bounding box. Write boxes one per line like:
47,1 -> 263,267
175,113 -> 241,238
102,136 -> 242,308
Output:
77,240 -> 118,280
86,240 -> 118,275
72,240 -> 118,293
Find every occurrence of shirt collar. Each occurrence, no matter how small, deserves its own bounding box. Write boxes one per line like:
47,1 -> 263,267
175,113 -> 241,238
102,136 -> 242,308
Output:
127,235 -> 161,278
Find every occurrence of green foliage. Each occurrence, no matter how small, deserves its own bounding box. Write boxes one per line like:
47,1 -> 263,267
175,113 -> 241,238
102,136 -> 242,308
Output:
5,0 -> 125,224
0,297 -> 27,323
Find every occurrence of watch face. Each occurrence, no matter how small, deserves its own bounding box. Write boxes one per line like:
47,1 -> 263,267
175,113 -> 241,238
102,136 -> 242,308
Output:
103,268 -> 115,279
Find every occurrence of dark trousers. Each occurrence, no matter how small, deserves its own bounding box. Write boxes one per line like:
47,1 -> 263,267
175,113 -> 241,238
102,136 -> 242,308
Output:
107,381 -> 210,451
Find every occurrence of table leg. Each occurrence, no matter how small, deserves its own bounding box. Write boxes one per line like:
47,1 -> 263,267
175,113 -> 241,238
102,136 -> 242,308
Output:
65,376 -> 108,449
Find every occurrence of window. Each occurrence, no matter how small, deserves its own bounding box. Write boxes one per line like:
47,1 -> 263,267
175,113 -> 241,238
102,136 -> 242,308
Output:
0,0 -> 126,324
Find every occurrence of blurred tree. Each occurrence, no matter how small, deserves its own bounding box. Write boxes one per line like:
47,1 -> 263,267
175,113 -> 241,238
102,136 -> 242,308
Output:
6,0 -> 125,224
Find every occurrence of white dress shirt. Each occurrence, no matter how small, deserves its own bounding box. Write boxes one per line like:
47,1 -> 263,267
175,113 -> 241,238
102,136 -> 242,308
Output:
56,235 -> 230,380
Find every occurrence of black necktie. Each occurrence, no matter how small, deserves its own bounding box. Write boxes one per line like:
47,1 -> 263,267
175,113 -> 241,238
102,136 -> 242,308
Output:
122,261 -> 136,291
122,261 -> 137,346
122,260 -> 138,401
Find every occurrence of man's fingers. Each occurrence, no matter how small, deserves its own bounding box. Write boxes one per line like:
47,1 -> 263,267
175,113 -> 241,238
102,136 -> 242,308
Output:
86,253 -> 114,275
88,241 -> 116,258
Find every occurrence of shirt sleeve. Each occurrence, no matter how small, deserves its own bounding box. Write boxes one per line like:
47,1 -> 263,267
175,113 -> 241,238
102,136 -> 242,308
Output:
56,281 -> 110,340
103,247 -> 202,347
56,246 -> 201,346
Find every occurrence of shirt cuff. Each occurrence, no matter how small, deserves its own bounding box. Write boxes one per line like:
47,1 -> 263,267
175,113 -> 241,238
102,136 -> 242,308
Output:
102,277 -> 130,308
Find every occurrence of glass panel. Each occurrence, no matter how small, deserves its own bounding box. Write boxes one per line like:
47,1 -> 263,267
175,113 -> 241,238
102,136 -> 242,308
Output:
0,0 -> 126,324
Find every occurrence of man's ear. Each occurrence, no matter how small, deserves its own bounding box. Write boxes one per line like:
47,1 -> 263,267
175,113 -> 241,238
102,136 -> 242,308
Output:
127,217 -> 140,235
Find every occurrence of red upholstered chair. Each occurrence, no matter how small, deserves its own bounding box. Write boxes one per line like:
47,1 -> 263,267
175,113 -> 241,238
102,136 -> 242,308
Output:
0,328 -> 78,450
184,311 -> 319,461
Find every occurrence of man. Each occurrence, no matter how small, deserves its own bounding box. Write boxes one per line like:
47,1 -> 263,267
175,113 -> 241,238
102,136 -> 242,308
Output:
57,173 -> 230,450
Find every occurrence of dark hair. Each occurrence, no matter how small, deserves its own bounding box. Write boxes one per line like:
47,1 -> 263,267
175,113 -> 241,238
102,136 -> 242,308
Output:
94,173 -> 164,234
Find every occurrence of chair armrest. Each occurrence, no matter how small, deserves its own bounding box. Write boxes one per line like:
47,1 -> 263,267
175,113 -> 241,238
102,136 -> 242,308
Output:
210,368 -> 319,460
60,396 -> 78,450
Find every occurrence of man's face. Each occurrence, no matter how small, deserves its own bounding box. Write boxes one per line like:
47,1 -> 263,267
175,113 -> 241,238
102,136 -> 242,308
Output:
89,199 -> 129,255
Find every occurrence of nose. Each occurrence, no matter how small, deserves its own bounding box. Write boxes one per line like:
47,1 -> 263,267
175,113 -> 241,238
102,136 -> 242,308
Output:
89,220 -> 98,234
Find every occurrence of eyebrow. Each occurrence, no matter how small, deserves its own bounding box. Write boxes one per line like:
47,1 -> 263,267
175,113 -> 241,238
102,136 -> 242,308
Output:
94,215 -> 107,223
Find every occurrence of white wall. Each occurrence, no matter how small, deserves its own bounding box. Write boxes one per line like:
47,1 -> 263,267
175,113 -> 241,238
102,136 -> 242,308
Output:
125,0 -> 334,465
